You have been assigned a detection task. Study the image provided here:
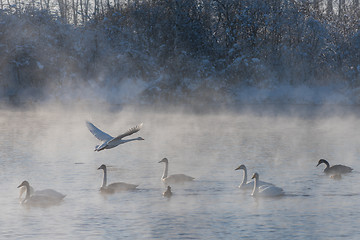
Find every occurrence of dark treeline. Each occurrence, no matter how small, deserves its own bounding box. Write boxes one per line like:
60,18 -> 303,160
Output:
1,0 -> 360,104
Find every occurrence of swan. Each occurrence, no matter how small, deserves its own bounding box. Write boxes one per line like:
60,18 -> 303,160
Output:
235,164 -> 273,189
98,164 -> 138,193
316,159 -> 353,175
251,173 -> 284,197
19,183 -> 65,200
86,121 -> 144,151
163,186 -> 173,198
159,158 -> 195,184
17,181 -> 65,207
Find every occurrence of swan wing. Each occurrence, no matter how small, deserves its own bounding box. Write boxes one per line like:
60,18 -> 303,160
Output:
165,174 -> 195,184
259,185 -> 284,197
329,164 -> 353,174
241,180 -> 273,189
258,180 -> 274,187
108,123 -> 143,144
35,189 -> 66,199
86,121 -> 113,141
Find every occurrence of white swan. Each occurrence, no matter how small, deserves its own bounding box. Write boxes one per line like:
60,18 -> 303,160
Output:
17,181 -> 65,207
19,183 -> 65,200
98,164 -> 138,193
251,173 -> 284,197
316,159 -> 353,175
86,121 -> 144,151
163,186 -> 173,198
235,164 -> 273,189
159,158 -> 195,184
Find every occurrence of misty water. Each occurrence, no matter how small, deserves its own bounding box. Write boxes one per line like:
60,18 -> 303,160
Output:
1,105 -> 360,239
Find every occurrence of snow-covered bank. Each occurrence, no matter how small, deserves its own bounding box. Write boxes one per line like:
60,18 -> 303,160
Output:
1,2 -> 360,109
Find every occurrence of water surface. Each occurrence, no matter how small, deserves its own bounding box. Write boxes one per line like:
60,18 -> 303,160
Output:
0,106 -> 359,239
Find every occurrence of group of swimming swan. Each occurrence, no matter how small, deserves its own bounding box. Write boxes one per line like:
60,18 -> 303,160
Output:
17,122 -> 355,206
18,158 -> 192,206
235,165 -> 284,197
235,159 -> 353,197
96,158 -> 195,195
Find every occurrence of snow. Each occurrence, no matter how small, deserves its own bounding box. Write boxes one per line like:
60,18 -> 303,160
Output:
1,1 -> 360,108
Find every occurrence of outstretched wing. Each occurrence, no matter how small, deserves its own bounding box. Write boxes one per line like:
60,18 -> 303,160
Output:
110,123 -> 143,142
86,121 -> 113,141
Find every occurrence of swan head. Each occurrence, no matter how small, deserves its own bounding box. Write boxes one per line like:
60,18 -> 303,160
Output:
316,159 -> 329,167
235,164 -> 246,171
17,180 -> 30,189
159,158 -> 168,163
98,164 -> 107,170
251,172 -> 259,180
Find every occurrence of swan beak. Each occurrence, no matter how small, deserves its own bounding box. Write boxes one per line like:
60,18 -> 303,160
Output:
235,166 -> 240,170
316,163 -> 320,167
17,184 -> 23,188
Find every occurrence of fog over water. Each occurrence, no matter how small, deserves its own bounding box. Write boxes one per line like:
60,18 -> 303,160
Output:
1,104 -> 360,239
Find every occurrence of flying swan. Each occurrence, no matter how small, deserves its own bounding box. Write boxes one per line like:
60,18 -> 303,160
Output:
235,164 -> 273,189
316,159 -> 353,175
251,173 -> 284,197
159,158 -> 195,184
86,121 -> 144,151
17,180 -> 65,207
98,164 -> 138,193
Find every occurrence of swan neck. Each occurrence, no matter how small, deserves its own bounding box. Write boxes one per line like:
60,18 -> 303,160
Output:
252,177 -> 258,196
102,168 -> 107,188
162,162 -> 168,179
324,161 -> 330,169
25,184 -> 31,200
242,168 -> 247,185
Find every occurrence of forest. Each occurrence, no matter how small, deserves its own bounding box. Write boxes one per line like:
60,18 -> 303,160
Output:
0,0 -> 360,105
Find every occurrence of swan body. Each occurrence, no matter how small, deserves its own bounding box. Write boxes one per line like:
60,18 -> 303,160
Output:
235,164 -> 273,189
19,184 -> 65,200
159,158 -> 195,184
86,121 -> 144,151
251,173 -> 284,197
316,159 -> 353,175
163,186 -> 173,198
17,181 -> 65,207
98,164 -> 138,193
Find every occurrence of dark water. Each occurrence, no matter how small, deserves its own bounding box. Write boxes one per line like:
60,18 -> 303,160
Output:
0,106 -> 359,239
